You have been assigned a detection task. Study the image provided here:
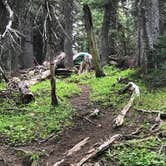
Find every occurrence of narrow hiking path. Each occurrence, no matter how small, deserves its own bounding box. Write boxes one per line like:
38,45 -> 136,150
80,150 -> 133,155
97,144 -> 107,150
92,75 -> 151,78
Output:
43,85 -> 154,166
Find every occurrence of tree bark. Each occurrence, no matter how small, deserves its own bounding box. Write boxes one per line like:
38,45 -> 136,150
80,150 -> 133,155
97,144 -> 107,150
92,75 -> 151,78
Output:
64,0 -> 74,69
99,0 -> 119,65
0,0 -> 8,34
17,0 -> 34,69
99,2 -> 112,65
21,16 -> 34,69
46,0 -> 58,106
159,0 -> 166,35
83,5 -> 105,77
137,0 -> 160,72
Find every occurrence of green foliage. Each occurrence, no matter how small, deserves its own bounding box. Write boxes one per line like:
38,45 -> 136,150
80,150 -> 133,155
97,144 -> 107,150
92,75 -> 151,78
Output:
106,137 -> 166,166
160,123 -> 166,133
0,81 -> 6,90
0,80 -> 80,145
68,66 -> 135,109
68,66 -> 166,112
106,146 -> 166,166
136,86 -> 166,111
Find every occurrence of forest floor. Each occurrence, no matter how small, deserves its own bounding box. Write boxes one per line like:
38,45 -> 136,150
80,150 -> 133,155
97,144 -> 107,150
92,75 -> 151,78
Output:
0,66 -> 166,166
42,85 -> 159,166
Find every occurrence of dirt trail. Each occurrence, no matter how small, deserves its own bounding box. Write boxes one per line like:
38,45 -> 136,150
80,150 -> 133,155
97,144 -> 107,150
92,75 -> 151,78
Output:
43,85 -> 151,166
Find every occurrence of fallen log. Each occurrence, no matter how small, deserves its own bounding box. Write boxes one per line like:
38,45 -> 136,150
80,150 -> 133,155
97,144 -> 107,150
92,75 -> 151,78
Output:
74,134 -> 121,166
24,52 -> 67,86
114,82 -> 140,127
7,77 -> 34,104
4,53 -> 66,104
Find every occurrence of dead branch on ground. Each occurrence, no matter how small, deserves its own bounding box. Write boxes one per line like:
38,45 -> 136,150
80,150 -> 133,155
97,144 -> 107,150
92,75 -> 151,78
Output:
136,109 -> 166,119
75,134 -> 121,166
114,82 -> 140,127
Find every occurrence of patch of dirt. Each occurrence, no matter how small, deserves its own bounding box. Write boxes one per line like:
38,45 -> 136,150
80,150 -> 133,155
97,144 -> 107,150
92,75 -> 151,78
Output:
0,85 -> 157,166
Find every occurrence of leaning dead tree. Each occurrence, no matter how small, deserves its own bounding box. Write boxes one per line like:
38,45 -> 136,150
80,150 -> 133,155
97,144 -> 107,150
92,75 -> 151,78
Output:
83,4 -> 105,77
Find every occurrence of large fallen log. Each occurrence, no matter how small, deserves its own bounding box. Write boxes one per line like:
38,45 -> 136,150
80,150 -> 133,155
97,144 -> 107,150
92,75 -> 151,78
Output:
114,82 -> 140,127
23,52 -> 67,86
5,53 -> 66,104
7,77 -> 34,104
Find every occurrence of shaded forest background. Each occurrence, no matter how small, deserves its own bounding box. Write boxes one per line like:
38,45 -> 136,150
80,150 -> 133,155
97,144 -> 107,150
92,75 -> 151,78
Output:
0,0 -> 165,73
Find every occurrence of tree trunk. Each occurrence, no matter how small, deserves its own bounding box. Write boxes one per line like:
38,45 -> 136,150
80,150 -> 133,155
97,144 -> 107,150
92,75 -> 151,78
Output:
137,0 -> 160,72
21,16 -> 34,69
109,0 -> 119,56
0,0 -> 8,34
64,0 -> 74,69
99,0 -> 119,65
159,0 -> 166,35
17,0 -> 34,69
99,3 -> 112,65
83,5 -> 105,77
46,0 -> 58,106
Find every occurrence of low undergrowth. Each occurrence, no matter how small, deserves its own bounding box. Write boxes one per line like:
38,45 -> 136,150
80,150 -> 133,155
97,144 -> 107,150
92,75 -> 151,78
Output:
0,79 -> 80,145
68,66 -> 135,109
68,66 -> 166,166
0,80 -> 6,90
68,66 -> 166,112
105,137 -> 166,166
